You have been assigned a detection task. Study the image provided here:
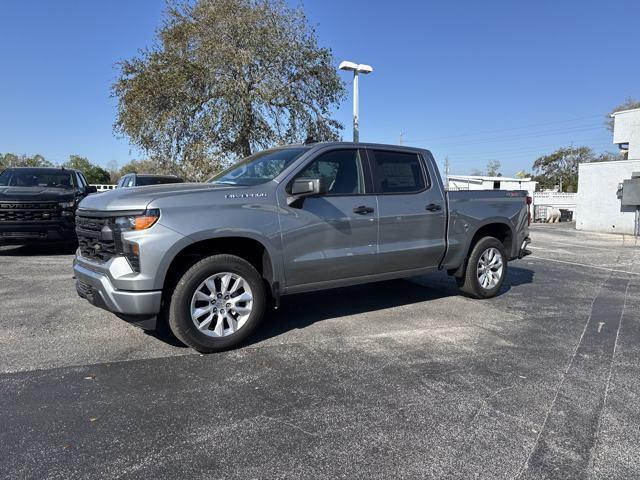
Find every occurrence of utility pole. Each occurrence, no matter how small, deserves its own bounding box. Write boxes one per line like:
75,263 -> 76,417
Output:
444,156 -> 450,189
399,131 -> 405,145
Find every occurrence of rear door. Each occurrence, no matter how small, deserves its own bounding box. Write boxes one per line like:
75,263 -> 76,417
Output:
368,148 -> 447,273
279,148 -> 378,287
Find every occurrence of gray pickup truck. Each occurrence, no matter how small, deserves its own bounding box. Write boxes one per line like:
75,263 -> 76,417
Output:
74,142 -> 531,352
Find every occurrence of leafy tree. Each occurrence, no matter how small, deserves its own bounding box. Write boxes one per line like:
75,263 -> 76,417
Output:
105,160 -> 120,184
532,146 -> 608,192
470,168 -> 483,176
606,97 -> 640,132
515,170 -> 530,179
594,151 -> 621,162
486,160 -> 501,177
113,0 -> 346,181
119,159 -> 172,176
1,153 -> 52,168
63,155 -> 110,184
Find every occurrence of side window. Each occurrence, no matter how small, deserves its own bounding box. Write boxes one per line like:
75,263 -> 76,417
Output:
370,150 -> 427,194
296,149 -> 365,195
77,173 -> 87,189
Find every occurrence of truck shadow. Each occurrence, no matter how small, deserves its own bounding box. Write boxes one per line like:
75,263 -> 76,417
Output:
0,243 -> 77,256
246,266 -> 534,347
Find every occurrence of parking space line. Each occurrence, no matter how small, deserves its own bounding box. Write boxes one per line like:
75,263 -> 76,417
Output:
527,255 -> 640,276
535,241 -> 622,252
587,281 -> 630,473
516,249 -> 631,478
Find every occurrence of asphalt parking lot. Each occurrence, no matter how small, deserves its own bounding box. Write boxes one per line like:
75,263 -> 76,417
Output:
1,223 -> 638,480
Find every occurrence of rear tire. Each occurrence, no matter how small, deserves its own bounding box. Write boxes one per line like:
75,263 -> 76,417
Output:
168,254 -> 266,353
457,236 -> 507,299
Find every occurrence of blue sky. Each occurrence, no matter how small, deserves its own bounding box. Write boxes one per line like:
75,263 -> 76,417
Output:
1,0 -> 638,176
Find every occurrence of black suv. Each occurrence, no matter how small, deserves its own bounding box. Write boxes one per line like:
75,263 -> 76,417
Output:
116,173 -> 184,188
0,167 -> 97,245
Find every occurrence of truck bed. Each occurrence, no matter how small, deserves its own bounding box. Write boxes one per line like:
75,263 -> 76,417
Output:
441,189 -> 530,270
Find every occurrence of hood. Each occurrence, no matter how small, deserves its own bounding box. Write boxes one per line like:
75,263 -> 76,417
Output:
77,182 -> 238,212
0,186 -> 76,202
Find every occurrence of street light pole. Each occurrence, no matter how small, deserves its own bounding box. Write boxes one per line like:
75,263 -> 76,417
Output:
339,61 -> 373,143
353,69 -> 359,142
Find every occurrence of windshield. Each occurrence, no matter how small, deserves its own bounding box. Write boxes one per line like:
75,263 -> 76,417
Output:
209,148 -> 308,186
0,170 -> 75,189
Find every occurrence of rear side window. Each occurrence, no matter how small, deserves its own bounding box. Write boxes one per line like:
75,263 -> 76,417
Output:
370,150 -> 427,194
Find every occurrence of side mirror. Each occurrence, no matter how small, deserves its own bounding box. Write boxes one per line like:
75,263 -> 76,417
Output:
290,177 -> 326,197
85,185 -> 98,194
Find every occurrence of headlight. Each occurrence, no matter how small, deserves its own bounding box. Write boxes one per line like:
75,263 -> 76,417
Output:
114,209 -> 160,231
59,200 -> 76,210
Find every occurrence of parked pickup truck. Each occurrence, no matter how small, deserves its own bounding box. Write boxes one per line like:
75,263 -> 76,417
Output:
73,142 -> 531,352
0,167 -> 97,246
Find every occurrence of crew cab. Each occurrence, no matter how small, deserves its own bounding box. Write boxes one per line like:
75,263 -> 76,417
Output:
0,167 -> 96,245
73,143 -> 531,352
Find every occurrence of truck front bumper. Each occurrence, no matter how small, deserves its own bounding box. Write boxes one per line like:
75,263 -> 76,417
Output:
0,221 -> 76,244
74,261 -> 161,329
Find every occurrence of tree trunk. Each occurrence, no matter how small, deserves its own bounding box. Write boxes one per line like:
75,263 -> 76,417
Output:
240,137 -> 252,157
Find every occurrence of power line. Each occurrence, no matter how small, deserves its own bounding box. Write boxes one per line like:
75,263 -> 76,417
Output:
399,114 -> 604,144
441,142 -> 615,167
417,124 -> 604,149
443,141 -> 614,162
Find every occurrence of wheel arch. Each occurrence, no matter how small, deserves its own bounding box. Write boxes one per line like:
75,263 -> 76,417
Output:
468,221 -> 514,257
159,234 -> 280,306
448,220 -> 515,277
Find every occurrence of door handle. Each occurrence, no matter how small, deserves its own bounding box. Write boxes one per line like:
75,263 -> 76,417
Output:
425,203 -> 442,212
353,205 -> 375,215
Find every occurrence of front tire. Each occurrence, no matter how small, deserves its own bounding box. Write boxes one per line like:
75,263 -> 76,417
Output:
457,237 -> 507,299
168,254 -> 267,353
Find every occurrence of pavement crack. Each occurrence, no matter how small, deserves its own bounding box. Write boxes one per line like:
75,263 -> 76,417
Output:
471,384 -> 516,423
259,415 -> 318,437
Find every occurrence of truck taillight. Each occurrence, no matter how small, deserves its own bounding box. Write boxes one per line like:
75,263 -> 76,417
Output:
526,196 -> 532,225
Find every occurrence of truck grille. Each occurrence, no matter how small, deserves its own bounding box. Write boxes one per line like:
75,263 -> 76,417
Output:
75,214 -> 116,263
0,202 -> 61,222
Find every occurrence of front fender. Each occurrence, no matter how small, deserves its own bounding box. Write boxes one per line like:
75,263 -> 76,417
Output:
153,226 -> 285,292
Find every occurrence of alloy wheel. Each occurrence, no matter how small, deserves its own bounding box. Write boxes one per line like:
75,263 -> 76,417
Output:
189,272 -> 253,337
476,247 -> 503,290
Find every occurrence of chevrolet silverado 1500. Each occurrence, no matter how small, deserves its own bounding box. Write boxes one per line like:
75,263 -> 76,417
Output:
73,143 -> 531,352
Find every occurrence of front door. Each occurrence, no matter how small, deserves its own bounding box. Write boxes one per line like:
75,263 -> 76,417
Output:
368,148 -> 447,273
279,148 -> 378,288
